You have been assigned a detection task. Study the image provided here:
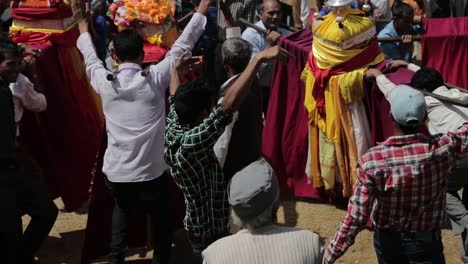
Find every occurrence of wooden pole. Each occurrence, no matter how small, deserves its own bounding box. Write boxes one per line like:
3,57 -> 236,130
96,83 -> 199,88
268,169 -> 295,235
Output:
415,88 -> 468,107
377,35 -> 422,42
239,18 -> 267,34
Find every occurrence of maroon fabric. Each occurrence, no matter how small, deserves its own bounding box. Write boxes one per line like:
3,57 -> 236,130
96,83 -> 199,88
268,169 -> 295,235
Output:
363,63 -> 416,145
309,40 -> 382,116
422,17 -> 468,89
11,3 -> 72,21
263,29 -> 321,199
17,27 -> 104,211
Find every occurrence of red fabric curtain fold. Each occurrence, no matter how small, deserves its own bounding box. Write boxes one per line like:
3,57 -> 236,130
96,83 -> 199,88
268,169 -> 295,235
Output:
422,17 -> 468,89
11,4 -> 72,20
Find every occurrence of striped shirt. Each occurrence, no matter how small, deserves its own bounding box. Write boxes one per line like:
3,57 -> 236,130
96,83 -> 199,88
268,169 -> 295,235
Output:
324,123 -> 468,263
164,96 -> 232,242
217,0 -> 260,39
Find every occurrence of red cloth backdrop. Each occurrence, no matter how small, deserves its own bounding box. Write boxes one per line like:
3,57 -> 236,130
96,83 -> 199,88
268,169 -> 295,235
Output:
17,26 -> 104,211
263,29 -> 321,199
263,29 -> 423,199
422,17 -> 468,89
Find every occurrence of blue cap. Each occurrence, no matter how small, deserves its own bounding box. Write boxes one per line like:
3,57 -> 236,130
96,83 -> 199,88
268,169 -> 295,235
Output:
390,85 -> 427,126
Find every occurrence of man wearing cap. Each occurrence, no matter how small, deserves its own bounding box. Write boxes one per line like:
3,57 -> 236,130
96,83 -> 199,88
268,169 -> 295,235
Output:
367,63 -> 468,263
324,85 -> 468,263
202,158 -> 323,263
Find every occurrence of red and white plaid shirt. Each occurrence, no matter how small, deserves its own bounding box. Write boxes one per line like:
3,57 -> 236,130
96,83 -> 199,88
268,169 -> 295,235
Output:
324,123 -> 468,263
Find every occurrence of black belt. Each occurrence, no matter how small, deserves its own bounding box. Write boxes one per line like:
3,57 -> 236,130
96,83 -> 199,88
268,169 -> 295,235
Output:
401,230 -> 441,241
379,229 -> 441,241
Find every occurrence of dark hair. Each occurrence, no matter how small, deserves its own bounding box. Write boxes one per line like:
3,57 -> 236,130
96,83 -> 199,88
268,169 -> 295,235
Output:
222,38 -> 252,74
391,115 -> 420,134
392,1 -> 414,19
410,67 -> 445,92
0,34 -> 23,63
174,80 -> 216,127
113,29 -> 144,62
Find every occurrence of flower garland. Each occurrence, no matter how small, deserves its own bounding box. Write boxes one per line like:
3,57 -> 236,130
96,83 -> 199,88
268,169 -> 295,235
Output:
107,0 -> 175,28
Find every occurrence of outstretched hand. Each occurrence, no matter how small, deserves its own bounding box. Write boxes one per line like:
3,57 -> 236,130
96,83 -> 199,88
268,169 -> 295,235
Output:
364,68 -> 382,80
383,60 -> 409,71
77,2 -> 91,34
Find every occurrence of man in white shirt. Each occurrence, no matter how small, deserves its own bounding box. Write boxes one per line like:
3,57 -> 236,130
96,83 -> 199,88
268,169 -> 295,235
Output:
214,38 -> 263,180
365,61 -> 468,263
76,1 -> 211,262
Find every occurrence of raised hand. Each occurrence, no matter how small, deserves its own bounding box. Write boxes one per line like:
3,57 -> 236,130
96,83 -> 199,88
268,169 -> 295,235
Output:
196,0 -> 212,15
259,45 -> 289,63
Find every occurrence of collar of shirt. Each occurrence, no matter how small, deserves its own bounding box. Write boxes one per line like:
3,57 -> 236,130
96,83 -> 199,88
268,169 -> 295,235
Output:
219,74 -> 241,96
117,63 -> 142,77
378,133 -> 429,146
256,20 -> 290,35
381,21 -> 398,37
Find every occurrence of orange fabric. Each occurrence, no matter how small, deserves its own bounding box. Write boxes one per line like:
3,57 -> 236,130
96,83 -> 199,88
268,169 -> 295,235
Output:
333,77 -> 358,197
403,0 -> 426,17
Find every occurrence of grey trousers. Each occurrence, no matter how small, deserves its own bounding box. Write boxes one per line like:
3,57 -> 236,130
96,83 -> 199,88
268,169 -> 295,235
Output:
446,155 -> 468,263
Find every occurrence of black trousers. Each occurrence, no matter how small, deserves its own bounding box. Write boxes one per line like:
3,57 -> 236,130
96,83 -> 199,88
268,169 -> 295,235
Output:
0,156 -> 58,264
106,172 -> 172,264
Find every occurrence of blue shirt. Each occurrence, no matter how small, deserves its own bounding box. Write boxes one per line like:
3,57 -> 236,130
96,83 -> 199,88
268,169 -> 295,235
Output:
241,21 -> 290,86
241,20 -> 290,58
377,21 -> 412,62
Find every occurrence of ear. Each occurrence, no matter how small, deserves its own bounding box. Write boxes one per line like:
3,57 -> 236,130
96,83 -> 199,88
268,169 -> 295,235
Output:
111,48 -> 120,63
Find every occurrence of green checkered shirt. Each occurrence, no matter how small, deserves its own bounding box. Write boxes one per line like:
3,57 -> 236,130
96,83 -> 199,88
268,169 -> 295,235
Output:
164,96 -> 232,242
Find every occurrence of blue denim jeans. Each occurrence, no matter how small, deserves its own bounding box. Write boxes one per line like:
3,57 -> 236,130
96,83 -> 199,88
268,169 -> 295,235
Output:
374,229 -> 446,264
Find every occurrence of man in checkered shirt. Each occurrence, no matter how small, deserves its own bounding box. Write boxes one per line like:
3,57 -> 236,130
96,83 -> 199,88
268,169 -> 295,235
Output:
164,46 -> 288,262
324,84 -> 468,264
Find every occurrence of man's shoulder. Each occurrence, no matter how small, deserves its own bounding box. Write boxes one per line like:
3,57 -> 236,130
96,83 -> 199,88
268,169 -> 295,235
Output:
377,22 -> 397,37
358,145 -> 390,171
242,26 -> 261,40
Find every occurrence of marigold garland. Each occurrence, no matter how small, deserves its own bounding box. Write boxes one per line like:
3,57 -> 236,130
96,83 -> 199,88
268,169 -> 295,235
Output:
107,0 -> 175,28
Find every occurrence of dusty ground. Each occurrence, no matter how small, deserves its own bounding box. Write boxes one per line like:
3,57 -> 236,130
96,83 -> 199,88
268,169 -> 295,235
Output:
25,198 -> 463,264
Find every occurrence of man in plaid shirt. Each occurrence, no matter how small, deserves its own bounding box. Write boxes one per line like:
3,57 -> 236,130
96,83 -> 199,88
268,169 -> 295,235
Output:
324,84 -> 468,264
164,46 -> 288,262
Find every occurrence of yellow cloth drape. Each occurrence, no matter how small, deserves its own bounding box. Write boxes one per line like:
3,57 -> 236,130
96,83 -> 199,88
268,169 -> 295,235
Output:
303,6 -> 384,195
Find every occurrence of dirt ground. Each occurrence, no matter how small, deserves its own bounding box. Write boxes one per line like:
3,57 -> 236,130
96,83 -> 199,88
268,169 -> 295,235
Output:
25,198 -> 463,264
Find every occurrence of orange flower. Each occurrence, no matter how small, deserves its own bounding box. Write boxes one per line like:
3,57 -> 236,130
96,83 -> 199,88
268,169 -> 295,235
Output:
126,7 -> 135,14
124,15 -> 135,21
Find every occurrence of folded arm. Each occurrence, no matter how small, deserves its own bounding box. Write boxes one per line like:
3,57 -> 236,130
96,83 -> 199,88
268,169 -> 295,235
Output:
10,73 -> 46,112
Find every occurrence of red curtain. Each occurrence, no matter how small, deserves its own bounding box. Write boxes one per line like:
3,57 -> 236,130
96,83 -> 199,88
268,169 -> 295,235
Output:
17,25 -> 104,211
422,17 -> 468,89
263,29 -> 322,199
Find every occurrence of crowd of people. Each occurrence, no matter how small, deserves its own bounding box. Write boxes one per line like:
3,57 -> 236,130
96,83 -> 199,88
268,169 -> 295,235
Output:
1,0 -> 468,263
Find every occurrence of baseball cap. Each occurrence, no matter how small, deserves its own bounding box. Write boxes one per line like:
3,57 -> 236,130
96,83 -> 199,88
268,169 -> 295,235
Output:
390,84 -> 427,126
228,158 -> 278,219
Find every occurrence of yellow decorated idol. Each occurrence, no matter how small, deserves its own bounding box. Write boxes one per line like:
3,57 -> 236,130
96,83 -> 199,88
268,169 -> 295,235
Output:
302,0 -> 384,196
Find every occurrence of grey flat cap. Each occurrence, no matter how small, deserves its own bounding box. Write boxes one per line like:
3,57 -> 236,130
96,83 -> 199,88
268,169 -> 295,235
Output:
228,158 -> 279,219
